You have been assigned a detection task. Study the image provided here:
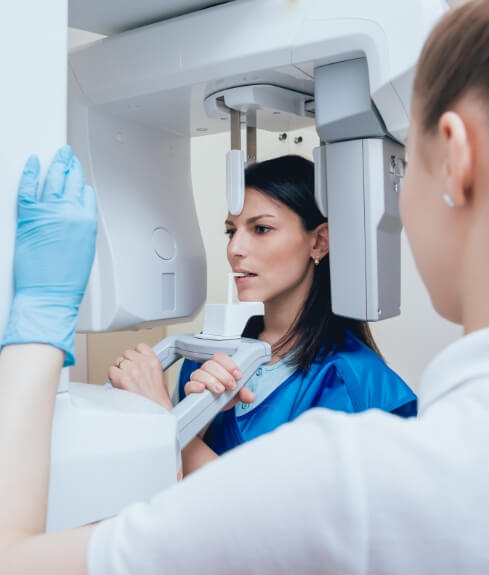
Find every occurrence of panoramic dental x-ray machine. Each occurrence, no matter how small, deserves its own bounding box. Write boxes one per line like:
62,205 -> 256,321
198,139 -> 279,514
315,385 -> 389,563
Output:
1,0 -> 447,530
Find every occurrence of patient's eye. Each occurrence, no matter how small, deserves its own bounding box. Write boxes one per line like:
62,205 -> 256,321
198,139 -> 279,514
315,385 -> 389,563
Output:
255,225 -> 272,235
225,228 -> 235,239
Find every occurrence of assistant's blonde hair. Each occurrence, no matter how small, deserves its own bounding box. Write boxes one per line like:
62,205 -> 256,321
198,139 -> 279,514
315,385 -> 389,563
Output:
414,0 -> 489,133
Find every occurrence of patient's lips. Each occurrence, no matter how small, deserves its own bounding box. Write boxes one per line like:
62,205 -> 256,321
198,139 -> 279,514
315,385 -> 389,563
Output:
233,269 -> 257,285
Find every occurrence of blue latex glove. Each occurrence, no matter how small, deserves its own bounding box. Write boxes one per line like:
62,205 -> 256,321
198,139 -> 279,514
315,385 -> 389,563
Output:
1,146 -> 97,366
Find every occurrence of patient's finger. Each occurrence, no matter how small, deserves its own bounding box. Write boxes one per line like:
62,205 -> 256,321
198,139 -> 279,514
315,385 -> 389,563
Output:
238,387 -> 255,404
190,368 -> 225,393
184,380 -> 206,395
202,360 -> 236,390
212,352 -> 242,380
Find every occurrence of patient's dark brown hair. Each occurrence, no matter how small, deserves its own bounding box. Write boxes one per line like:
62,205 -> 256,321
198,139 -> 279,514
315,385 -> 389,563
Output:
242,155 -> 382,372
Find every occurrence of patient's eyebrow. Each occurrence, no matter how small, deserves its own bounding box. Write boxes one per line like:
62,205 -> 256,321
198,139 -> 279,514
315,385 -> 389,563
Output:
225,214 -> 276,226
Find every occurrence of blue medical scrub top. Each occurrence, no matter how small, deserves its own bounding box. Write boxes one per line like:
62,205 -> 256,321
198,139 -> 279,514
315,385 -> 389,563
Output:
177,331 -> 417,455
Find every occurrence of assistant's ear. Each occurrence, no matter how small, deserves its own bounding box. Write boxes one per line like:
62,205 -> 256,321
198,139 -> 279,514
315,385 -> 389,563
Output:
311,222 -> 329,262
439,111 -> 474,207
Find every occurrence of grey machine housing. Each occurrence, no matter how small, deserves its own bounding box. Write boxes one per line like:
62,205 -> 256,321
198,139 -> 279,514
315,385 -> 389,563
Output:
314,57 -> 405,321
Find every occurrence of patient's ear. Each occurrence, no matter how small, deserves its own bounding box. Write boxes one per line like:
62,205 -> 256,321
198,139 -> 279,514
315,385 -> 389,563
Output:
311,222 -> 329,259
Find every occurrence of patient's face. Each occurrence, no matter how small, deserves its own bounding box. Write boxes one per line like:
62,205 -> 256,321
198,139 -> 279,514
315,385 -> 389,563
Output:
225,187 -> 314,306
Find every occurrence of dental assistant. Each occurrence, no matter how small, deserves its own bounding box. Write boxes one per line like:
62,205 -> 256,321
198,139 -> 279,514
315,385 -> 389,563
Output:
2,2 -> 489,572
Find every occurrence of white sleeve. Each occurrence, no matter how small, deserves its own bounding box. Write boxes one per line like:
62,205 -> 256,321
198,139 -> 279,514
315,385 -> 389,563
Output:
87,408 -> 368,575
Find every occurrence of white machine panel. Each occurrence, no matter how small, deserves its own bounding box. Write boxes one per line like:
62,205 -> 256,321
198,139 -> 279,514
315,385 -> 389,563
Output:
47,383 -> 178,531
67,0 -> 446,326
68,0 -> 446,139
69,71 -> 206,331
69,0 -> 235,35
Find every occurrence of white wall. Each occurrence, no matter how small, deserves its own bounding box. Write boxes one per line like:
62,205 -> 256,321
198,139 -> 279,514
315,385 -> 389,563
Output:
1,2 -> 67,346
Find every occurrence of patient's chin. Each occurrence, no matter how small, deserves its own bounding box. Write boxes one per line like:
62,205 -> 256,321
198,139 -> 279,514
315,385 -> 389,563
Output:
237,290 -> 258,302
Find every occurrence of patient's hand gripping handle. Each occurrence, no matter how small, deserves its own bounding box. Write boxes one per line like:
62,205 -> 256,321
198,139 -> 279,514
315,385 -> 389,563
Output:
152,334 -> 271,449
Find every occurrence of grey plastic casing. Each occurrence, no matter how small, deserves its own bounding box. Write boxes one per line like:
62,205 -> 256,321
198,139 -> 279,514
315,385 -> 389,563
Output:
314,57 -> 405,320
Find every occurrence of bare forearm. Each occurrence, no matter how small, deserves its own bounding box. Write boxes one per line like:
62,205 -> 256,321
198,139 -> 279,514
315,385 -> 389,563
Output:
0,526 -> 91,575
0,344 -> 92,573
182,436 -> 218,476
0,345 -> 61,546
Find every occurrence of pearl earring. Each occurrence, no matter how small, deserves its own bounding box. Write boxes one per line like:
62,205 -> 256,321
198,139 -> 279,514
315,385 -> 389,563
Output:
314,258 -> 320,266
443,193 -> 455,208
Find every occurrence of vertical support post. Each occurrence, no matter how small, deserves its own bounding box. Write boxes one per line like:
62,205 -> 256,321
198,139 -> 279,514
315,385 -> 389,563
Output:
227,109 -> 245,215
0,0 -> 68,341
230,109 -> 241,150
246,110 -> 257,164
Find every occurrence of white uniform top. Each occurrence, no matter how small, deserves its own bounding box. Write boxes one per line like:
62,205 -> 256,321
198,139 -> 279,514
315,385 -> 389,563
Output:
88,328 -> 489,574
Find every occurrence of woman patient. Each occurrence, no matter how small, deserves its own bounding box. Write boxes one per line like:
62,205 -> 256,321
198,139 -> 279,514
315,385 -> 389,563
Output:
109,155 -> 416,474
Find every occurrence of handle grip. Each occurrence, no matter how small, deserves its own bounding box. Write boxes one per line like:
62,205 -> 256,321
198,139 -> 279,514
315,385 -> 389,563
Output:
152,334 -> 271,449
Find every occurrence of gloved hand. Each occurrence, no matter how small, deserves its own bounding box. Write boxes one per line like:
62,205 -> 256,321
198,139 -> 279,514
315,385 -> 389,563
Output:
1,145 -> 97,366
